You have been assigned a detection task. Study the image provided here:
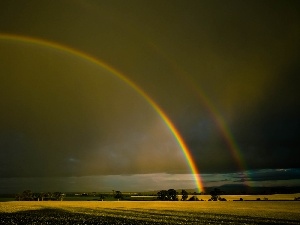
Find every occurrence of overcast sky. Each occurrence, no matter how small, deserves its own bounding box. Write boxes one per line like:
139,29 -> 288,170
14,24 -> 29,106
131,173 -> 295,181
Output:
0,0 -> 299,193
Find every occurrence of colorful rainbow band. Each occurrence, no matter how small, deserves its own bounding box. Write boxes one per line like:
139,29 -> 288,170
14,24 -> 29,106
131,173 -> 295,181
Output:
0,34 -> 204,192
151,46 -> 248,184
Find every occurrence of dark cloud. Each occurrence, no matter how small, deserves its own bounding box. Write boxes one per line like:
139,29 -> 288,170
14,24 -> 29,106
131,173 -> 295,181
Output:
0,0 -> 300,191
0,41 -> 188,177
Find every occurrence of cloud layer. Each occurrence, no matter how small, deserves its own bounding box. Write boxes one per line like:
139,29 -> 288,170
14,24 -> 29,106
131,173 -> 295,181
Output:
0,1 -> 299,185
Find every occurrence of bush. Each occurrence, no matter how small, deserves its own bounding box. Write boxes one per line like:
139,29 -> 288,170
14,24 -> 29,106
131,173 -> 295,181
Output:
210,188 -> 223,201
188,196 -> 199,201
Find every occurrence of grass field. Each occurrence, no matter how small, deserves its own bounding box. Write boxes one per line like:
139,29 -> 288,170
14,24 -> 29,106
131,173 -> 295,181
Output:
194,194 -> 300,201
1,201 -> 300,224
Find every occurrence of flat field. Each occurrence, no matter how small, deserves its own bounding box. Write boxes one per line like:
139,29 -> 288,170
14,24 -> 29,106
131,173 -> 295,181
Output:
194,194 -> 300,201
0,201 -> 300,224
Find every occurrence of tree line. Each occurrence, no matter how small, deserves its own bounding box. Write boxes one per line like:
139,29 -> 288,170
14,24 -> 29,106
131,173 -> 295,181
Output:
157,188 -> 227,201
15,188 -> 227,201
15,190 -> 64,201
156,189 -> 201,201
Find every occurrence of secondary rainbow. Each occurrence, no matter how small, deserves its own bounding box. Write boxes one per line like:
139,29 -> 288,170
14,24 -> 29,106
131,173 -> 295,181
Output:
150,46 -> 248,182
0,33 -> 204,192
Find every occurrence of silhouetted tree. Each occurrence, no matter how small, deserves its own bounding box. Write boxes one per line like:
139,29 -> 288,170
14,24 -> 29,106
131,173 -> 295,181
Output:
157,189 -> 178,201
22,190 -> 33,201
168,189 -> 178,201
53,192 -> 64,201
39,192 -> 46,201
210,188 -> 222,201
157,190 -> 169,200
99,194 -> 105,201
114,191 -> 123,200
45,192 -> 54,201
181,189 -> 188,201
15,193 -> 21,201
32,193 -> 40,201
15,190 -> 35,201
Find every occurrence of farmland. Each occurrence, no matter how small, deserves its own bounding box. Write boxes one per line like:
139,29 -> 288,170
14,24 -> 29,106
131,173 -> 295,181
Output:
1,201 -> 300,224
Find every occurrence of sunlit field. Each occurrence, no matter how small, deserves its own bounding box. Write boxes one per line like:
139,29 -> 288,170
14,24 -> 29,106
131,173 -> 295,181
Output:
1,201 -> 300,224
194,194 -> 300,201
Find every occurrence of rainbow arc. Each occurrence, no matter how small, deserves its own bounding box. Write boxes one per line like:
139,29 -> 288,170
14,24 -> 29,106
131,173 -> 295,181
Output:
0,33 -> 204,192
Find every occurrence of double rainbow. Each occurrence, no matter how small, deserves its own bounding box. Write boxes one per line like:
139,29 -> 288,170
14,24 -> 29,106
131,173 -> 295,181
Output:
149,46 -> 248,183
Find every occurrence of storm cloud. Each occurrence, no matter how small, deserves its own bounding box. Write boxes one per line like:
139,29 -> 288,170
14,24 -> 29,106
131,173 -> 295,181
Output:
0,0 -> 299,191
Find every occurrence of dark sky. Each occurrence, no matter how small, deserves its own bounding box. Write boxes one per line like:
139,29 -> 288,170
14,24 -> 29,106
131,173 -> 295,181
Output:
0,0 -> 299,193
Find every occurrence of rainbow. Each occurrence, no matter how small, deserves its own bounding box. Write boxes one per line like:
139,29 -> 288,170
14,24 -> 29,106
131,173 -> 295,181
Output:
190,86 -> 249,184
149,46 -> 248,181
196,90 -> 247,171
188,84 -> 249,183
0,33 -> 205,192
